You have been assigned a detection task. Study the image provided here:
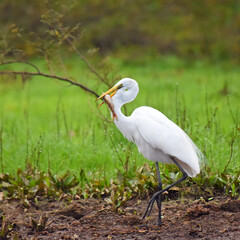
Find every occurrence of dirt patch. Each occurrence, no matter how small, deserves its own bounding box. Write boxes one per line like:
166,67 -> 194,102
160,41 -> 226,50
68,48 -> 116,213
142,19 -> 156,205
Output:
0,196 -> 240,239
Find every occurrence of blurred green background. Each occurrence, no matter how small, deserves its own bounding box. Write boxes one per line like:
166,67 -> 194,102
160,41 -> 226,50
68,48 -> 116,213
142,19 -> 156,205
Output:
0,0 -> 239,189
1,0 -> 240,61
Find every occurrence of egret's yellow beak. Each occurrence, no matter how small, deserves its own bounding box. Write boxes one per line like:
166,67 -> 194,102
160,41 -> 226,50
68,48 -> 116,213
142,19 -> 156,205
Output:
96,84 -> 122,121
96,84 -> 122,103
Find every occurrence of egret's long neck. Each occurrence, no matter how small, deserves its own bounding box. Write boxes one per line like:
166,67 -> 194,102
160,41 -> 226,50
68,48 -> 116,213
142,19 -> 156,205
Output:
111,95 -> 136,143
112,102 -> 135,142
112,100 -> 127,123
110,79 -> 139,137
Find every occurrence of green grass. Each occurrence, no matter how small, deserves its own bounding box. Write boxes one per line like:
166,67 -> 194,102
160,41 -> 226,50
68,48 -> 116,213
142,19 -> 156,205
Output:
0,56 -> 239,184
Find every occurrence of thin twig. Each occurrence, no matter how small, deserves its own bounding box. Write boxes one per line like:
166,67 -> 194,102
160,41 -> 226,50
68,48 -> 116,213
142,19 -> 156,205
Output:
0,123 -> 3,174
62,105 -> 70,139
108,132 -> 124,167
65,37 -> 111,87
223,133 -> 235,172
227,95 -> 238,129
0,60 -> 41,73
0,70 -> 99,98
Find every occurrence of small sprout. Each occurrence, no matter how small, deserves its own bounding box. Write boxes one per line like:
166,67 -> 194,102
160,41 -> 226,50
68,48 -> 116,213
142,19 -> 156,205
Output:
0,215 -> 13,238
30,213 -> 50,232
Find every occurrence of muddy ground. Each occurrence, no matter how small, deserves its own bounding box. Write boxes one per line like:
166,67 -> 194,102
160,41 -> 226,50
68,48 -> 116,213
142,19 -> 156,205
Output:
0,196 -> 240,240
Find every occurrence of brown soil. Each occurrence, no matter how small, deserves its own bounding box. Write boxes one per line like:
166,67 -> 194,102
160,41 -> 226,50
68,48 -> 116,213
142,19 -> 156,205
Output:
0,196 -> 240,240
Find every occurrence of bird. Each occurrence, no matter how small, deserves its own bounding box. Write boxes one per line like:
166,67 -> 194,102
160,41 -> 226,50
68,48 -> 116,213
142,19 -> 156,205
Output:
96,78 -> 204,225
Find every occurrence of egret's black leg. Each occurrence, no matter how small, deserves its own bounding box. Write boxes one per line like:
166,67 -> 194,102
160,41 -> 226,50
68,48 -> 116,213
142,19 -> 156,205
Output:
142,157 -> 188,221
155,162 -> 162,225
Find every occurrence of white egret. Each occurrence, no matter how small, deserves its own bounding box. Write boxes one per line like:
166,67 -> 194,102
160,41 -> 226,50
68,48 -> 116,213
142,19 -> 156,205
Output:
97,78 -> 203,225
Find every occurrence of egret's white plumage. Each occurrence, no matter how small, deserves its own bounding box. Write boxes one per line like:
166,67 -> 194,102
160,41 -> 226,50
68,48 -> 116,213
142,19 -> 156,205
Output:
100,78 -> 202,177
97,78 -> 204,224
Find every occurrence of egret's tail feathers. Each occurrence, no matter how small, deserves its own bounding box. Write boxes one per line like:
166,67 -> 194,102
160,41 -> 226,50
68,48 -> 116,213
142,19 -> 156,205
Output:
196,146 -> 207,169
174,159 -> 199,177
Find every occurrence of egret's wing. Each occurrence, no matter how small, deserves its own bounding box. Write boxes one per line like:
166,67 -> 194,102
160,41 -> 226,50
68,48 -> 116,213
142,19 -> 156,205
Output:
133,107 -> 189,155
132,106 -> 202,176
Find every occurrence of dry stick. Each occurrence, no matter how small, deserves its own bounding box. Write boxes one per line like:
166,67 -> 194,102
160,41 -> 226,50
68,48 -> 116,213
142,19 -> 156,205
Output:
223,96 -> 238,172
0,70 -> 100,98
108,132 -> 124,167
0,61 -> 111,123
24,107 -> 30,167
62,105 -> 70,139
56,99 -> 61,139
0,123 -> 3,174
65,37 -> 111,87
0,60 -> 41,73
227,95 -> 238,129
223,135 -> 235,172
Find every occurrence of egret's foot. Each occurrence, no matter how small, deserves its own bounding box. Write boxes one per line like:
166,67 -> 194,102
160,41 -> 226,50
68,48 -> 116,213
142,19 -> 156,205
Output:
156,219 -> 163,226
142,189 -> 165,220
142,195 -> 158,220
139,223 -> 149,228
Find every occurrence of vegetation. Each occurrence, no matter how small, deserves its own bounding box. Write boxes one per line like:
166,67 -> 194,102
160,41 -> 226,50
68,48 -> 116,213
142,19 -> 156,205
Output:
0,1 -> 239,212
0,0 -> 240,61
0,56 -> 239,207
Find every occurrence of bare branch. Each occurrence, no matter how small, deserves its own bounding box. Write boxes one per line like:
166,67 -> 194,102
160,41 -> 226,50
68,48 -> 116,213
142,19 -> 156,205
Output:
0,70 -> 99,98
65,37 -> 111,87
227,95 -> 238,129
0,60 -> 41,73
223,132 -> 235,172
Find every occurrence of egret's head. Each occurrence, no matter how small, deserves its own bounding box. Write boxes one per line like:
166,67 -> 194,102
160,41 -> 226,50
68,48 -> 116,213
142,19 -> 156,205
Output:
97,78 -> 139,104
96,78 -> 139,120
